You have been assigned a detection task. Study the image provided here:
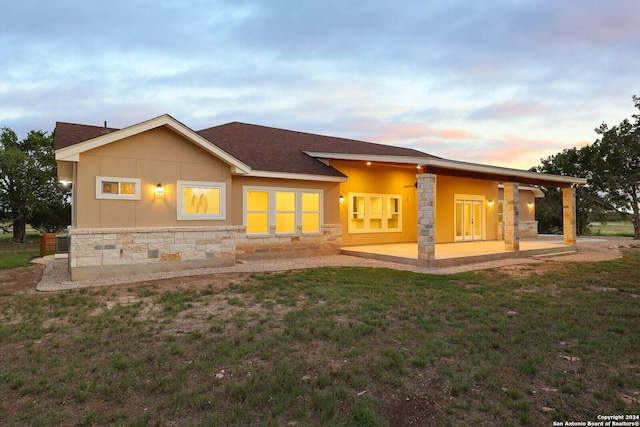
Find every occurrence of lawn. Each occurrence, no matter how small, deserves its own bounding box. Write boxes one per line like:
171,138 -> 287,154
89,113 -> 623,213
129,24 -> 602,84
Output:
0,232 -> 41,269
586,221 -> 635,237
1,252 -> 639,426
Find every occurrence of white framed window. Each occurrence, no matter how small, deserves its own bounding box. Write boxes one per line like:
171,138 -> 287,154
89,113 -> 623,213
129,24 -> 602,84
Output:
244,186 -> 322,235
96,176 -> 141,200
348,192 -> 402,233
177,180 -> 226,220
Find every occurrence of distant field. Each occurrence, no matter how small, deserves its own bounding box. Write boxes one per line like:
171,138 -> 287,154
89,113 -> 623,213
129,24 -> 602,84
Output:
586,221 -> 634,237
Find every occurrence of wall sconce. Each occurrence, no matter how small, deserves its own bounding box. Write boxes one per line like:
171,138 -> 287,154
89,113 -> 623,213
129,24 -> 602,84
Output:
527,202 -> 534,209
488,200 -> 494,207
339,195 -> 345,204
155,183 -> 164,195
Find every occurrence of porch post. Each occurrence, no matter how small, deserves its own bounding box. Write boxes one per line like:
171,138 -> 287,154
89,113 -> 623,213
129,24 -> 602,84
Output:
562,186 -> 577,246
417,173 -> 436,264
503,182 -> 519,251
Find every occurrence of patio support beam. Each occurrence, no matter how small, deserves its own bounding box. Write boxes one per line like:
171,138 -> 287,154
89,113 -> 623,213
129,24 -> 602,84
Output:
417,173 -> 436,265
562,186 -> 577,246
503,182 -> 519,251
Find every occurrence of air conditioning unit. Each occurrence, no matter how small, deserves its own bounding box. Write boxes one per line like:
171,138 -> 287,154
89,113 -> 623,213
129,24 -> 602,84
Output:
55,235 -> 70,258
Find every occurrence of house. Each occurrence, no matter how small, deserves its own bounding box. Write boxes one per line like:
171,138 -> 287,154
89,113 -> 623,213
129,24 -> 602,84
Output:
54,115 -> 585,280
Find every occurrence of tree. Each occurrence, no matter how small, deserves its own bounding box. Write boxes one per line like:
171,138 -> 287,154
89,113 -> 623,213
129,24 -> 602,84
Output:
534,95 -> 640,239
0,127 -> 71,243
588,95 -> 640,239
533,147 -> 595,235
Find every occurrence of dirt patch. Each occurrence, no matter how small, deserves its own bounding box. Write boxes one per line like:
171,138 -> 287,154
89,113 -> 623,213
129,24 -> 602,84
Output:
0,264 -> 44,293
378,374 -> 446,426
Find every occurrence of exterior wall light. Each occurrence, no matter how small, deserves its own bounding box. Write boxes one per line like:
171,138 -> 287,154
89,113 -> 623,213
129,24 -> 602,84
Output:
527,202 -> 534,209
156,183 -> 164,195
339,195 -> 345,204
488,199 -> 494,207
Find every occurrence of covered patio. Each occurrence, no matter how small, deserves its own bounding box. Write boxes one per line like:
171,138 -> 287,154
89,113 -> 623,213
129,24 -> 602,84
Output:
341,235 -> 576,268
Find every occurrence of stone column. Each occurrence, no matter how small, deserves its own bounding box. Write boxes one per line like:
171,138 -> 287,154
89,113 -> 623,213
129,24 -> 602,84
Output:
503,182 -> 519,251
417,173 -> 436,264
562,186 -> 577,246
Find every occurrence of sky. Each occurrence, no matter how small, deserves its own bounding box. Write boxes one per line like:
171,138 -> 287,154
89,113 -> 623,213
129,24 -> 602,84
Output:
2,0 -> 639,170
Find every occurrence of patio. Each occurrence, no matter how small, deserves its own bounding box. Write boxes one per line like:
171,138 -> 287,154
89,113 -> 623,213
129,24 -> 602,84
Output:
341,235 -> 577,268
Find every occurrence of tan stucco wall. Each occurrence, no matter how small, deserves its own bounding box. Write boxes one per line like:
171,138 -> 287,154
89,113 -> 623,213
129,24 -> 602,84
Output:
498,188 -> 537,222
332,161 -> 418,246
229,176 -> 341,226
435,176 -> 500,243
75,126 -> 233,228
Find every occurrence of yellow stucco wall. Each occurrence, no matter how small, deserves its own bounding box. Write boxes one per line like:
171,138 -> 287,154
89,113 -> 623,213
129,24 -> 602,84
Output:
75,126 -> 233,228
434,175 -> 500,243
498,188 -> 537,222
332,161 -> 418,246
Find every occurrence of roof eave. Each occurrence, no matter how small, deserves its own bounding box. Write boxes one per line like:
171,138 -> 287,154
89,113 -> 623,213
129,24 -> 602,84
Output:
245,170 -> 348,182
420,158 -> 587,186
302,151 -> 433,165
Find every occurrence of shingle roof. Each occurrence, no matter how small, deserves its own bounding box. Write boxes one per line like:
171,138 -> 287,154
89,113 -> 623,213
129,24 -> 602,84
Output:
54,122 -> 119,150
197,122 -> 436,176
54,119 -> 437,177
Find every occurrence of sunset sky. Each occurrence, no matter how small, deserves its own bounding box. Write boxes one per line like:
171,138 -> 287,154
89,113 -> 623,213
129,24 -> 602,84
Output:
2,0 -> 639,170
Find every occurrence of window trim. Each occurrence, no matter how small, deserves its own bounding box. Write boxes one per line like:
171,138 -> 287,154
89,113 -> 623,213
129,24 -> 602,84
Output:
96,176 -> 141,200
243,186 -> 323,235
177,180 -> 226,220
347,192 -> 402,234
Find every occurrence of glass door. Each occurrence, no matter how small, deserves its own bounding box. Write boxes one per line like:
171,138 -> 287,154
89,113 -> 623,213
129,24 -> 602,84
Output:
455,198 -> 484,241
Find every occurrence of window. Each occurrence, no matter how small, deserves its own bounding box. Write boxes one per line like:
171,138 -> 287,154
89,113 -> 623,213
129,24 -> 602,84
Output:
244,187 -> 322,235
348,193 -> 402,233
498,201 -> 504,223
96,176 -> 140,200
177,181 -> 226,220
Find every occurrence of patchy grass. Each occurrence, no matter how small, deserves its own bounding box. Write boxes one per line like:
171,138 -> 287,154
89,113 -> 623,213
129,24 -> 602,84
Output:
1,252 -> 640,426
0,235 -> 40,269
586,221 -> 635,237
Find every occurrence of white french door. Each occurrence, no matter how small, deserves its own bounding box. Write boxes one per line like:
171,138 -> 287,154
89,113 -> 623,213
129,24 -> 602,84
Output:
455,197 -> 484,241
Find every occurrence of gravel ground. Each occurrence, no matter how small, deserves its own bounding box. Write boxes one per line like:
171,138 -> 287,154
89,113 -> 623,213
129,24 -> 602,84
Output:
34,236 -> 639,292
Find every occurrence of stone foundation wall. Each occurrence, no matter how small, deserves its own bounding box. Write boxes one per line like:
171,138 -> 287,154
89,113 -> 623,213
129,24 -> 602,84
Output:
235,224 -> 342,260
519,221 -> 538,238
497,221 -> 538,240
69,226 -> 237,280
68,224 -> 342,280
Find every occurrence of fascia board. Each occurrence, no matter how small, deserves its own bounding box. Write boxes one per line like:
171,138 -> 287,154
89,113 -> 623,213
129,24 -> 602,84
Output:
246,170 -> 348,182
303,151 -> 432,165
420,158 -> 587,185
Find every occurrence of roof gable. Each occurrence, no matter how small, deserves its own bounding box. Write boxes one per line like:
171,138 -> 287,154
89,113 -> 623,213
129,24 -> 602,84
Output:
55,115 -> 250,174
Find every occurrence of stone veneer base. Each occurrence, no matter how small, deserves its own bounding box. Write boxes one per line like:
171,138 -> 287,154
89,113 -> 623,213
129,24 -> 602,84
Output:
68,225 -> 342,281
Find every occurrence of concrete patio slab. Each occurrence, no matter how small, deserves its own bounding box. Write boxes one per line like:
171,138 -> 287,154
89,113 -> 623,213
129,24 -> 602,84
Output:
341,237 -> 577,267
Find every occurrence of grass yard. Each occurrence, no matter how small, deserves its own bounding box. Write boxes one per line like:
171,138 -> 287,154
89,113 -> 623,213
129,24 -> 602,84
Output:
0,233 -> 41,269
586,221 -> 635,237
1,252 -> 640,426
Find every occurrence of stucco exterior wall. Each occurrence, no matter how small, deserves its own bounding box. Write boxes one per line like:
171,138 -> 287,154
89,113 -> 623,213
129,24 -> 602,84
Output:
434,176 -> 500,243
75,127 -> 233,229
332,161 -> 418,246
